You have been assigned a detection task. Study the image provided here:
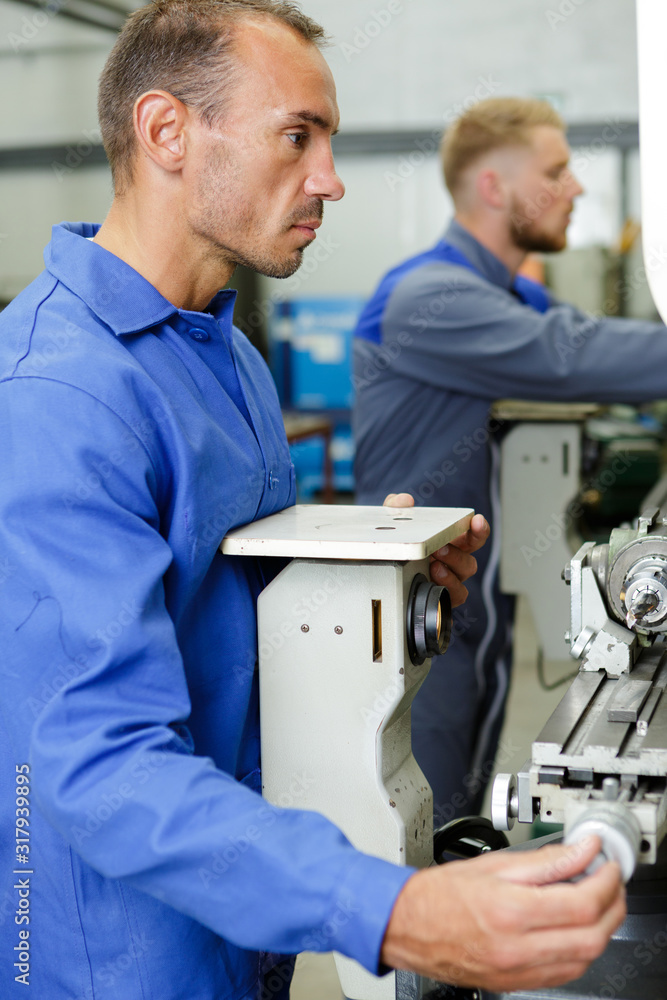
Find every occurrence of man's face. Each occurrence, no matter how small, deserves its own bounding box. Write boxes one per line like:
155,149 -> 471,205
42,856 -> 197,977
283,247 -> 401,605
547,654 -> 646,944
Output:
507,125 -> 583,253
184,18 -> 344,279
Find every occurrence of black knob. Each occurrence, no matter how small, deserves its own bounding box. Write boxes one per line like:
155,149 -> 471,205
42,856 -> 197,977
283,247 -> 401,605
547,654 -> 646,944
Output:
406,573 -> 452,665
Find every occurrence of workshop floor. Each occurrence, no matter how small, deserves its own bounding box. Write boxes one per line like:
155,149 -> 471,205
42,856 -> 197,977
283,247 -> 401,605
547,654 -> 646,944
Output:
289,597 -> 567,999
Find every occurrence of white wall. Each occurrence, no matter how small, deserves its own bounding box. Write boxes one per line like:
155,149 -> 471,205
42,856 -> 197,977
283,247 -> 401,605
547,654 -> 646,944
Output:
1,0 -> 640,138
258,140 -> 629,308
262,0 -> 641,303
0,167 -> 112,300
304,0 -> 639,128
0,0 -> 642,301
0,0 -> 117,297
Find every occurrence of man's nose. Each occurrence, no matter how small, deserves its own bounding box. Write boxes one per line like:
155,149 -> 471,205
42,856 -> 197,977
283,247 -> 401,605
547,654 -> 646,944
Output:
569,172 -> 584,198
305,151 -> 345,202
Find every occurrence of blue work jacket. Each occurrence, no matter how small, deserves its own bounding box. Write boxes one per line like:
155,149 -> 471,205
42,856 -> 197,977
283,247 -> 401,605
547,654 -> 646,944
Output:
0,223 -> 411,1000
352,220 -> 667,815
353,218 -> 667,516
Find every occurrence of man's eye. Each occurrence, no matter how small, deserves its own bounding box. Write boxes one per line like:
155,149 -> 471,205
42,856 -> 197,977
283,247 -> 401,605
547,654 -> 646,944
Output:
287,133 -> 307,146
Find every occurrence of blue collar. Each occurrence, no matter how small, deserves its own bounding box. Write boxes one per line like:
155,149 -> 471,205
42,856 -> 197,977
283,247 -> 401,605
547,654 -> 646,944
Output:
442,219 -> 514,289
441,220 -> 550,314
44,222 -> 238,336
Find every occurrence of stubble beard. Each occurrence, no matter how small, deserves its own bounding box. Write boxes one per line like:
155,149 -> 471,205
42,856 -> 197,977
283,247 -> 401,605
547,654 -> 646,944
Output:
192,197 -> 307,280
236,200 -> 325,279
511,223 -> 567,254
509,195 -> 568,254
192,149 -> 323,279
221,239 -> 306,279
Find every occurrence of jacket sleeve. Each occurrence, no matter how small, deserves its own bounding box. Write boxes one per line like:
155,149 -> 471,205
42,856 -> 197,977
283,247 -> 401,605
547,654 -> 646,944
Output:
0,376 -> 412,972
382,263 -> 667,403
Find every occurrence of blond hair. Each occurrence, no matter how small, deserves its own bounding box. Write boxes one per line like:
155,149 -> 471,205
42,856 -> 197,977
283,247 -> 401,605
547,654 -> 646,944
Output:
441,97 -> 565,200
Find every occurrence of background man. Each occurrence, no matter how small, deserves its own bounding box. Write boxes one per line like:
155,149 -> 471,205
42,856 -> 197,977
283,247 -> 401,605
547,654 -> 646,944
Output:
353,96 -> 667,820
0,15 -> 624,1000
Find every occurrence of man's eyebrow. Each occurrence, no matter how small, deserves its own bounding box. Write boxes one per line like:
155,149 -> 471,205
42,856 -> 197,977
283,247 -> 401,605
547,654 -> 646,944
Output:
282,111 -> 339,135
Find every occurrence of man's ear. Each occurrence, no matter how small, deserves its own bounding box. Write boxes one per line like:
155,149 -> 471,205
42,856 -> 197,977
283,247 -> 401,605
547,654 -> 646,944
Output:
476,167 -> 507,211
133,90 -> 189,174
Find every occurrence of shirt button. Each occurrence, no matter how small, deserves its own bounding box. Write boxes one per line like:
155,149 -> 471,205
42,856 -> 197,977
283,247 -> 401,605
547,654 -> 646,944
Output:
189,327 -> 209,342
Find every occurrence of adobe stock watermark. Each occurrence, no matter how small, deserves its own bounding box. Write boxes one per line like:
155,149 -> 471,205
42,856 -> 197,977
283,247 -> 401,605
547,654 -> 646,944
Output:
384,74 -> 501,192
520,451 -> 637,567
0,557 -> 16,585
258,570 -> 346,664
25,319 -> 81,373
511,120 -> 627,237
546,0 -> 589,31
410,413 -> 507,506
569,119 -> 628,174
256,954 -> 296,1000
433,735 -> 522,826
360,607 -> 479,731
70,747 -> 170,847
61,402 -> 177,513
339,0 -> 416,64
596,921 -> 667,998
197,770 -> 315,889
353,276 -> 472,391
8,0 -> 68,51
52,128 -> 103,182
24,652 -> 89,719
605,242 -> 667,317
300,893 -> 361,951
233,234 -> 342,341
553,239 -> 667,363
88,599 -> 143,649
351,330 -> 413,392
22,594 -> 147,720
95,933 -> 154,989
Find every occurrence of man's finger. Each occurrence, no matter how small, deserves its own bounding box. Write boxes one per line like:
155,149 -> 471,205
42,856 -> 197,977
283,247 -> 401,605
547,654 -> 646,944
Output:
512,891 -> 626,966
382,492 -> 415,508
504,864 -> 624,934
430,547 -> 478,584
429,562 -> 469,607
434,513 -> 490,558
497,837 -> 603,887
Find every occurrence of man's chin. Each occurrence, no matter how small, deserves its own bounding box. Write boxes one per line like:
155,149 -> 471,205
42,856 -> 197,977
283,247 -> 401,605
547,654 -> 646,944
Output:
514,232 -> 567,254
259,251 -> 304,280
231,247 -> 305,280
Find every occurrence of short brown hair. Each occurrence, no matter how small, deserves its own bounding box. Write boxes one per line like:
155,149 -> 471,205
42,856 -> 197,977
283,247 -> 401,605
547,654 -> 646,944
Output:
441,97 -> 565,200
98,0 -> 327,193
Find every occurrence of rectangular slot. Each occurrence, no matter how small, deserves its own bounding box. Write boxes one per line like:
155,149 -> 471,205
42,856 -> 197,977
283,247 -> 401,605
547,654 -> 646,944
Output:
372,600 -> 382,662
562,441 -> 569,477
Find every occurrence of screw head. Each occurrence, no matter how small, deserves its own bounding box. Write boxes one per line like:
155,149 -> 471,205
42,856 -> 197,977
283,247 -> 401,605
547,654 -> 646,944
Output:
301,624 -> 309,633
334,626 -> 343,635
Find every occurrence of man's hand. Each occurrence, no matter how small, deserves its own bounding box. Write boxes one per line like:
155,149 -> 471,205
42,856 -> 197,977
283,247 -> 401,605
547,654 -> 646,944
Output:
382,493 -> 490,607
381,837 -> 626,992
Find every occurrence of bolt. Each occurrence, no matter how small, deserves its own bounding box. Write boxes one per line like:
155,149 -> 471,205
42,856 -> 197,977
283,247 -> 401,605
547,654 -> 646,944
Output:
334,626 -> 343,635
603,776 -> 620,801
301,625 -> 309,633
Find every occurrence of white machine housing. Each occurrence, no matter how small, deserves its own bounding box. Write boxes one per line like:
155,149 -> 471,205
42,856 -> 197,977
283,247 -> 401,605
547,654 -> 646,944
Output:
638,0 -> 667,325
222,504 -> 472,1000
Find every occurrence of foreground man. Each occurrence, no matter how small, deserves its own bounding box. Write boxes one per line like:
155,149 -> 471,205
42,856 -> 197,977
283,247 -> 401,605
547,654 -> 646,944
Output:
0,9 -> 624,998
353,97 -> 667,820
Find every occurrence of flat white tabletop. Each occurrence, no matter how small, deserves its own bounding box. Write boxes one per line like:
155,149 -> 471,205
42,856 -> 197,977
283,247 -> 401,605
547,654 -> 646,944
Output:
221,504 -> 473,561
